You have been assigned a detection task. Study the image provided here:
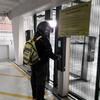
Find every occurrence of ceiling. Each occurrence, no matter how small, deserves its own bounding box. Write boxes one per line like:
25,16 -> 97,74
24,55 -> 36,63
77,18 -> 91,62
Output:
0,0 -> 26,15
0,0 -> 69,19
0,0 -> 91,19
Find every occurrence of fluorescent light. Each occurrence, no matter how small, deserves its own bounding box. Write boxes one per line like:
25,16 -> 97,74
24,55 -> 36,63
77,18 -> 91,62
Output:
81,0 -> 91,2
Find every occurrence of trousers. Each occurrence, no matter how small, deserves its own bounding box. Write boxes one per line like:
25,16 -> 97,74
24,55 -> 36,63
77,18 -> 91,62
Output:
31,62 -> 47,100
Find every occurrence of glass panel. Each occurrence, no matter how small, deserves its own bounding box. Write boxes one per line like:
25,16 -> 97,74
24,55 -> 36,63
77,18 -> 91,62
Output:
69,36 -> 97,100
24,16 -> 33,31
37,11 -> 45,25
0,16 -> 13,41
49,33 -> 55,81
49,9 -> 56,82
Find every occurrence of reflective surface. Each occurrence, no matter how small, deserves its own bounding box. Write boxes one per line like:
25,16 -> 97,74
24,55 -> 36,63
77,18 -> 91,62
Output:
69,36 -> 96,100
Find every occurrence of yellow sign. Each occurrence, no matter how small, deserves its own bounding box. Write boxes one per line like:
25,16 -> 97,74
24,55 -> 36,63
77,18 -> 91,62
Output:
58,2 -> 91,37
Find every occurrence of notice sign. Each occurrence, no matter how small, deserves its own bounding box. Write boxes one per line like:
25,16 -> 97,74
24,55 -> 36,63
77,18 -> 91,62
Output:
58,2 -> 91,37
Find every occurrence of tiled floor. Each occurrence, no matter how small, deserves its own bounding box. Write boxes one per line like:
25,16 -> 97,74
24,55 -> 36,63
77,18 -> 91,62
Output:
0,62 -> 32,100
0,61 -> 70,100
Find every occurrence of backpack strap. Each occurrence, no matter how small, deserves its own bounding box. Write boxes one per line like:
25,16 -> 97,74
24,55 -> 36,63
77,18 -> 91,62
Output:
24,41 -> 36,53
35,36 -> 42,41
29,36 -> 42,51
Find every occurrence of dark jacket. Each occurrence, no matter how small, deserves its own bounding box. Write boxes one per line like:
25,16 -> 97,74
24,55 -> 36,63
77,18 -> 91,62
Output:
34,31 -> 58,65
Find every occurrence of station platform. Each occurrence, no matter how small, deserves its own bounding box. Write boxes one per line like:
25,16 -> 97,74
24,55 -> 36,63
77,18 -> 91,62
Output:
0,61 -> 66,100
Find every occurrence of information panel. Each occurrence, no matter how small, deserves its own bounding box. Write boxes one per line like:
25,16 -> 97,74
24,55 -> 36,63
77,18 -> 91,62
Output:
58,2 -> 91,37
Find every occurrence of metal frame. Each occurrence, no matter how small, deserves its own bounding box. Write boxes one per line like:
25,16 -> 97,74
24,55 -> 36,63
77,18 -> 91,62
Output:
95,34 -> 100,100
33,14 -> 37,34
54,6 -> 61,88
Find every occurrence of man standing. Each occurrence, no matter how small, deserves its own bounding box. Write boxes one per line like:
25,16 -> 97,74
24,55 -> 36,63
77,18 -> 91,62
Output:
31,21 -> 58,100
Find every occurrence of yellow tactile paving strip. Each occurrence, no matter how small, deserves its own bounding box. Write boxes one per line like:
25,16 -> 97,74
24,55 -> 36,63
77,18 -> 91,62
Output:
11,63 -> 31,80
0,73 -> 24,78
0,62 -> 57,100
11,63 -> 57,100
0,91 -> 33,99
0,62 -> 32,99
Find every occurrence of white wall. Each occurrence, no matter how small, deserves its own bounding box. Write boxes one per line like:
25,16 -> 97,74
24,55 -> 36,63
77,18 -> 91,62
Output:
0,40 -> 14,60
0,45 -> 8,59
9,40 -> 15,60
12,16 -> 25,65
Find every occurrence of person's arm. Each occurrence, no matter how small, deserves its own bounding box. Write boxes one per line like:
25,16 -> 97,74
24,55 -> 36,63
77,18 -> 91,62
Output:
43,37 -> 58,60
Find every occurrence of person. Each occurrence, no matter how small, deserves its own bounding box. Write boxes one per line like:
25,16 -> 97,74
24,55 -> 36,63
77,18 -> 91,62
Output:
31,21 -> 59,100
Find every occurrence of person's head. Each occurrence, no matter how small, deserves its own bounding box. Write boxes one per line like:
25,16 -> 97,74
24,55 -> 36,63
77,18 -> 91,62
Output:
37,21 -> 53,36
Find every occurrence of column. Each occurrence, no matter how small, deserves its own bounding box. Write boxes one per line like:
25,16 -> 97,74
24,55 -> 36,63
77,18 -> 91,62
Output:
12,16 -> 25,65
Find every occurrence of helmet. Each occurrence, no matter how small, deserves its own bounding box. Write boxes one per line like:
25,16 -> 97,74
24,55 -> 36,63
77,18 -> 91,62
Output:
37,21 -> 53,35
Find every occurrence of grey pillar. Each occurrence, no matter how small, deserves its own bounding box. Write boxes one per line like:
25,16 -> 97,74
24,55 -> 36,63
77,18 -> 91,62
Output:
58,38 -> 70,96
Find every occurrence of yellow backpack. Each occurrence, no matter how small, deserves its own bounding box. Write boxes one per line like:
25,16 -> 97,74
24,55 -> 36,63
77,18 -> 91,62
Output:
23,36 -> 42,66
